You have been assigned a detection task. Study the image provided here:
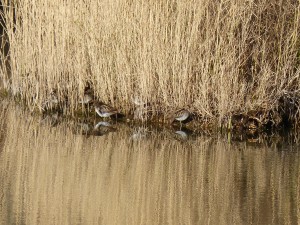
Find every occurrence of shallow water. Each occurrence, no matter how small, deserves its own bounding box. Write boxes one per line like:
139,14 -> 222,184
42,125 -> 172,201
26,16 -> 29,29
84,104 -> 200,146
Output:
0,101 -> 299,225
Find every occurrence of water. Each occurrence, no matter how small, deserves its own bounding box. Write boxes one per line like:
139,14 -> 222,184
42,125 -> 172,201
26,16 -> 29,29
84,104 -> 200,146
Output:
0,101 -> 299,225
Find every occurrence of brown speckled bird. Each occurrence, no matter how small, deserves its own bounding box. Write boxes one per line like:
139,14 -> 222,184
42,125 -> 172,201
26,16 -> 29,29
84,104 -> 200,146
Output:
169,109 -> 190,124
94,101 -> 118,118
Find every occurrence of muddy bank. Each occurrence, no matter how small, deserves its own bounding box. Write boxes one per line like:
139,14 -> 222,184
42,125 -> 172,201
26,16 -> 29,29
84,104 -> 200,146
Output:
11,102 -> 299,146
1,96 -> 296,144
1,85 -> 300,142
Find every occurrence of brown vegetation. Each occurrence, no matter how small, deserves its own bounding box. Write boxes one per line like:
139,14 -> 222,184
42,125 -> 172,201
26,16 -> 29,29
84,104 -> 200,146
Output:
1,0 -> 300,130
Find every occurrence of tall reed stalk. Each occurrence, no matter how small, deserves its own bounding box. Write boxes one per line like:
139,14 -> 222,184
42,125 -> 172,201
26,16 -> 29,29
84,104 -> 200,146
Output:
1,0 -> 300,124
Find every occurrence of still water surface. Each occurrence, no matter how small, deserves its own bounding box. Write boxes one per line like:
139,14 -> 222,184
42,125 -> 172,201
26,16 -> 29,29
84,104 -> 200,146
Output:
0,102 -> 299,225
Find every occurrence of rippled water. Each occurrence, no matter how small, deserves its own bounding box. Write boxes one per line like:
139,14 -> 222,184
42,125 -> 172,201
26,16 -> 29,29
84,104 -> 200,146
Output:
0,101 -> 299,225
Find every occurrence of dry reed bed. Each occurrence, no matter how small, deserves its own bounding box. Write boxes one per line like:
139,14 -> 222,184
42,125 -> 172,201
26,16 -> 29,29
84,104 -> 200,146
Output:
1,0 -> 300,128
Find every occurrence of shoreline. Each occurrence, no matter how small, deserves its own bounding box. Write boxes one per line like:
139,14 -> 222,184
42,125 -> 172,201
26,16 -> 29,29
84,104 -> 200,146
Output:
1,88 -> 298,144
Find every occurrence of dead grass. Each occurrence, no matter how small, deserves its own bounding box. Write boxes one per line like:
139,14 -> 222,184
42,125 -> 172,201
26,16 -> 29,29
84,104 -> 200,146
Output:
1,0 -> 300,126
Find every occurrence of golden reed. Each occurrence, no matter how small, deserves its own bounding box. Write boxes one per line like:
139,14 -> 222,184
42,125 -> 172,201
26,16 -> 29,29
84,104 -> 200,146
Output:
1,0 -> 300,126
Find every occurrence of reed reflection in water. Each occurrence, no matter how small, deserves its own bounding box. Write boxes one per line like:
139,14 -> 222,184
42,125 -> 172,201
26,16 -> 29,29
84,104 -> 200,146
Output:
0,102 -> 299,225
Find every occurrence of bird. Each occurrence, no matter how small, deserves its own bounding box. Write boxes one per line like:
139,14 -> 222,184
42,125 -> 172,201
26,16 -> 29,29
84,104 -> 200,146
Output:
79,88 -> 94,104
167,109 -> 191,128
131,94 -> 151,121
94,101 -> 118,118
171,109 -> 190,123
41,90 -> 59,111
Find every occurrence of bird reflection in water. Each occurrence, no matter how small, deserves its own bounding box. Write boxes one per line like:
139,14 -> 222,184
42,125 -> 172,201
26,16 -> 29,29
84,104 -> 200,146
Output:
74,121 -> 116,136
92,121 -> 117,136
173,127 -> 194,142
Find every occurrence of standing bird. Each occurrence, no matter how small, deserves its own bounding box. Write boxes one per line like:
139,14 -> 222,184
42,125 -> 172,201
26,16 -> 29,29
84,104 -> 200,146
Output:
94,101 -> 118,118
132,98 -> 150,121
41,90 -> 59,111
169,109 -> 190,126
79,88 -> 94,104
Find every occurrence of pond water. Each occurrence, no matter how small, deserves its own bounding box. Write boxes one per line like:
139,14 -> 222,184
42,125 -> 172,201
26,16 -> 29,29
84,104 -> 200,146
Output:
0,101 -> 299,225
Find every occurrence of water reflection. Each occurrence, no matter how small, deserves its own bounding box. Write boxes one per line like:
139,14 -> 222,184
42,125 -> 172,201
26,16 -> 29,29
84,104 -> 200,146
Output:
0,101 -> 299,225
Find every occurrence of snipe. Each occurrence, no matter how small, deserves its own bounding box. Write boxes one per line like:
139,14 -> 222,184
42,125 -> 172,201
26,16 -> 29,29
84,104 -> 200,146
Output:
169,109 -> 190,123
174,109 -> 190,122
94,101 -> 118,118
168,109 -> 191,128
80,88 -> 94,104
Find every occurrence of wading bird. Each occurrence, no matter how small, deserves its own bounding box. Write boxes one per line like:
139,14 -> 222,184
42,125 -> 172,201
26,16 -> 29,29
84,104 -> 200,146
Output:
94,101 -> 118,118
169,109 -> 190,127
174,109 -> 190,122
80,88 -> 94,104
